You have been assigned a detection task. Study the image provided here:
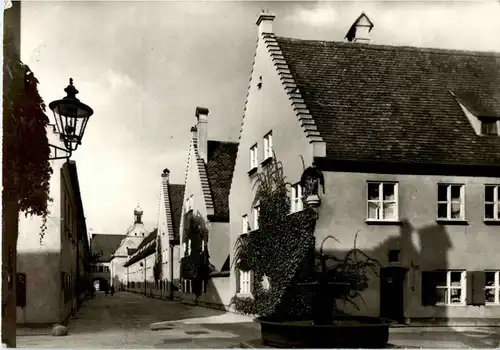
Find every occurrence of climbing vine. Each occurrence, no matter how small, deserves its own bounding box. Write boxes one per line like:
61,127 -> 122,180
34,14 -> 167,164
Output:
3,31 -> 53,243
153,235 -> 162,284
180,211 -> 211,297
231,156 -> 381,319
231,157 -> 317,320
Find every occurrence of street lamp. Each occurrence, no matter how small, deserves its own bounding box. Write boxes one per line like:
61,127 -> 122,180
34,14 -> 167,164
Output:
49,78 -> 93,160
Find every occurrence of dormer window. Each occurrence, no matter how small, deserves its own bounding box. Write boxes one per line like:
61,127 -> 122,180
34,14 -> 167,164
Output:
481,120 -> 498,135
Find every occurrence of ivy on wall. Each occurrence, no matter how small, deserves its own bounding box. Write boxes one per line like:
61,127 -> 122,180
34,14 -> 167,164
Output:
231,157 -> 317,320
153,235 -> 162,284
231,156 -> 381,320
3,31 -> 53,243
180,211 -> 211,297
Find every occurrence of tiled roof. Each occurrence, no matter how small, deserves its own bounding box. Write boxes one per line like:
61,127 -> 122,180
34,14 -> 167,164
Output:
127,247 -> 138,255
124,229 -> 157,267
90,234 -> 126,262
206,141 -> 239,220
168,184 -> 185,241
273,35 -> 500,166
136,229 -> 157,251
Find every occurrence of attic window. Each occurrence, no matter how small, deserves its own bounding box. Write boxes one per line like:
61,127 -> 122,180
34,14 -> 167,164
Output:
481,120 -> 498,135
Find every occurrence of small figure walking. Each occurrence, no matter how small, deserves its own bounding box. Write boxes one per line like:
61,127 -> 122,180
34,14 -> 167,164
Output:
110,285 -> 115,296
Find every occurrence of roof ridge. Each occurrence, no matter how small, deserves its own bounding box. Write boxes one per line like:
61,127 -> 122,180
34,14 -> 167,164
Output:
208,139 -> 239,146
275,35 -> 500,58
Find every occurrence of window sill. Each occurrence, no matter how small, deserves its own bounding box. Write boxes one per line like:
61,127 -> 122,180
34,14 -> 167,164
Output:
436,219 -> 469,226
236,293 -> 254,299
365,219 -> 402,226
248,167 -> 258,176
434,303 -> 467,307
485,303 -> 500,306
484,220 -> 500,226
261,157 -> 273,167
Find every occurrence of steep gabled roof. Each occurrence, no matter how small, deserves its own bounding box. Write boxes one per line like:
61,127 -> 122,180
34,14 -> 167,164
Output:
168,184 -> 185,241
90,234 -> 126,262
269,35 -> 500,167
206,140 -> 238,220
124,229 -> 157,267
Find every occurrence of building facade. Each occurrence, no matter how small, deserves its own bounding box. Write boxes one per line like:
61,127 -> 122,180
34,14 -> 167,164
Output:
228,11 -> 500,324
17,130 -> 89,326
178,107 -> 237,310
109,206 -> 149,289
124,169 -> 185,299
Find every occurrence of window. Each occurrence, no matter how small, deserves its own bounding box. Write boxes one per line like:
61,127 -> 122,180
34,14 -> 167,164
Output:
242,215 -> 249,234
187,239 -> 191,255
253,206 -> 260,230
388,250 -> 400,264
185,195 -> 194,213
367,182 -> 398,221
263,132 -> 273,160
291,183 -> 303,213
485,185 -> 500,220
250,144 -> 258,169
435,271 -> 466,305
481,120 -> 498,135
437,184 -> 465,220
485,271 -> 500,304
182,242 -> 187,256
239,270 -> 252,295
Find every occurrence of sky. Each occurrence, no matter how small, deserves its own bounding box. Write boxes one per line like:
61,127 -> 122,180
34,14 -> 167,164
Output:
20,0 -> 500,236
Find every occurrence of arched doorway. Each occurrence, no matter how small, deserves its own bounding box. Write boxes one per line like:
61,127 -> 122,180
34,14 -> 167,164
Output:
92,278 -> 108,292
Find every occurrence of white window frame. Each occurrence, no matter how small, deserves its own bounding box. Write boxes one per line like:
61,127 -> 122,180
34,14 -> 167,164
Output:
291,183 -> 304,213
437,184 -> 465,220
242,215 -> 248,234
250,144 -> 258,170
436,270 -> 466,306
481,120 -> 498,135
187,239 -> 191,255
485,185 -> 500,221
263,132 -> 273,160
239,270 -> 252,295
253,206 -> 260,230
485,271 -> 500,305
366,182 -> 399,221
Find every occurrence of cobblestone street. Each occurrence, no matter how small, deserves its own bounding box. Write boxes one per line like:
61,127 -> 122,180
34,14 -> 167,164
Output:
16,291 -> 500,348
17,292 -> 259,348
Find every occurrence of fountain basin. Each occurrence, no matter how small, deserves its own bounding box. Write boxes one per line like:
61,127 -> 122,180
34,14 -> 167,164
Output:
256,315 -> 394,348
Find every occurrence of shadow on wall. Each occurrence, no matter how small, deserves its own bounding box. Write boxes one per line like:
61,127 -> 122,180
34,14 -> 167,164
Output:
319,219 -> 452,322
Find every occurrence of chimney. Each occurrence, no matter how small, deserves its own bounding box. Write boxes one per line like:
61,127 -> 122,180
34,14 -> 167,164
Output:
161,168 -> 170,183
195,107 -> 209,162
345,12 -> 374,43
256,9 -> 276,36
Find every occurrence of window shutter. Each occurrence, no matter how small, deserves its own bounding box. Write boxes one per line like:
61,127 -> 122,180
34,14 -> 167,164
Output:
467,271 -> 486,306
235,269 -> 241,293
250,271 -> 255,294
421,271 -> 438,306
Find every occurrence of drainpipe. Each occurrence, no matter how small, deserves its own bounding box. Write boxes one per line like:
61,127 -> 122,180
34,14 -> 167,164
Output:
143,259 -> 146,295
169,243 -> 174,300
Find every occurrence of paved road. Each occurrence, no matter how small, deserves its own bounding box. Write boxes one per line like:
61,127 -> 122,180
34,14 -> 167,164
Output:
16,291 -> 500,348
17,291 -> 259,348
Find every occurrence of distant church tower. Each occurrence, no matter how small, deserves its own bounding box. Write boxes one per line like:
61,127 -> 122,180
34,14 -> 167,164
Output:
134,205 -> 143,224
126,204 -> 148,237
